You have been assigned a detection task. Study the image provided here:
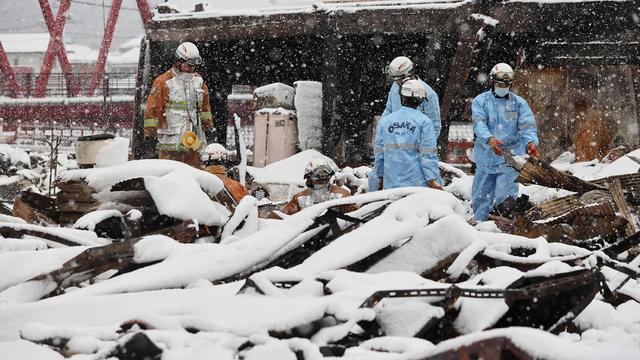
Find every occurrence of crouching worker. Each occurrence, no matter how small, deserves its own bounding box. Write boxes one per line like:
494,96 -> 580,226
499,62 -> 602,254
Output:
280,159 -> 357,215
143,42 -> 214,167
374,79 -> 443,191
202,143 -> 248,203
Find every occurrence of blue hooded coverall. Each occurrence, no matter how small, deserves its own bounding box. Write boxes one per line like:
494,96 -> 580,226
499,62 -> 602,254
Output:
471,90 -> 539,221
382,79 -> 441,138
374,106 -> 440,189
369,79 -> 441,191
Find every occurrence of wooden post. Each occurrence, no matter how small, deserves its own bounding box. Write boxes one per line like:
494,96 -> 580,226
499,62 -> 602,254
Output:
437,21 -> 484,158
321,16 -> 340,161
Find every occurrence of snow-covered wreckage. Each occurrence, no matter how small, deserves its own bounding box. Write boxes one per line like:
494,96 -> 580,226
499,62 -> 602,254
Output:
2,143 -> 640,359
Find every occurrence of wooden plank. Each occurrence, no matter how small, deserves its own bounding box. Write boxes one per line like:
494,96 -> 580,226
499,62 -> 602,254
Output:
28,220 -> 207,299
54,180 -> 95,193
437,19 -> 482,157
515,158 -> 607,194
12,196 -> 57,225
55,191 -> 96,203
610,179 -> 638,237
56,201 -> 99,213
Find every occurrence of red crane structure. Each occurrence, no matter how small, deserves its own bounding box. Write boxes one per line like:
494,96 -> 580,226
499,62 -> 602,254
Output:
0,0 -> 151,146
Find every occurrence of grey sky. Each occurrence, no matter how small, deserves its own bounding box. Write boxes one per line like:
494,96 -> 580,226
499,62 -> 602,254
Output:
0,0 -> 160,50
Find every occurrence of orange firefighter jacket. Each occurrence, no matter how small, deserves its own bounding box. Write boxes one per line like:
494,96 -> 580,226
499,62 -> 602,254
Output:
204,165 -> 248,203
144,68 -> 213,151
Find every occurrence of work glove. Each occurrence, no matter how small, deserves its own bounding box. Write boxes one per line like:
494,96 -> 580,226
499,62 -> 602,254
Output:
202,118 -> 214,129
488,137 -> 504,155
142,137 -> 158,159
527,142 -> 539,159
377,177 -> 384,191
428,179 -> 444,191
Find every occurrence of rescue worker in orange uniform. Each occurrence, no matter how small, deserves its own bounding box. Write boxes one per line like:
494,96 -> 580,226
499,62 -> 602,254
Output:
202,143 -> 248,203
281,159 -> 357,215
143,42 -> 214,167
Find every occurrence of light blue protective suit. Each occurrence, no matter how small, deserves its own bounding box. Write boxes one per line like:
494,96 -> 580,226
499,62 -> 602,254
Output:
471,90 -> 539,221
374,106 -> 440,189
369,78 -> 441,192
382,79 -> 441,138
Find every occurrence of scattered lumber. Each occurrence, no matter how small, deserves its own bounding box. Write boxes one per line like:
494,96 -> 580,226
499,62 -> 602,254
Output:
510,157 -> 607,194
12,191 -> 58,225
55,180 -> 99,225
29,220 -> 211,299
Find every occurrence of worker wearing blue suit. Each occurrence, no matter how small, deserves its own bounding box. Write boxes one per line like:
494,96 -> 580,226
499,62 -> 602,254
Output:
374,79 -> 443,191
368,56 -> 442,192
472,63 -> 539,221
382,79 -> 441,138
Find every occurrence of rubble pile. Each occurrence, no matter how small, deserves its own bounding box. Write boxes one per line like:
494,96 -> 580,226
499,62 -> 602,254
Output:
1,144 -> 640,359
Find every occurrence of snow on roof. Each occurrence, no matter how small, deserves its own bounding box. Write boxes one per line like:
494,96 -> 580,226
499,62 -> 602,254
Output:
65,43 -> 99,63
117,36 -> 143,52
0,33 -> 50,54
155,0 -> 472,20
107,46 -> 140,65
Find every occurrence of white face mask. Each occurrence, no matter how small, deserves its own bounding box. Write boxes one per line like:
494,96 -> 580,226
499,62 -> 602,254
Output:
175,70 -> 194,82
494,87 -> 509,98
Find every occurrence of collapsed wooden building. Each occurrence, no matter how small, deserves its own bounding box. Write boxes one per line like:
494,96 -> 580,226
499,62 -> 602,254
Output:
132,0 -> 640,163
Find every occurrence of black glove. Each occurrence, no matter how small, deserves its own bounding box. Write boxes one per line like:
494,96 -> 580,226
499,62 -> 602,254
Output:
142,137 -> 158,159
204,127 -> 216,144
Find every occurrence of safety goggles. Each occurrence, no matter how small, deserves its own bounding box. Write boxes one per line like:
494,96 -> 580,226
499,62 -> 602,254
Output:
310,165 -> 334,180
181,57 -> 203,66
494,78 -> 514,85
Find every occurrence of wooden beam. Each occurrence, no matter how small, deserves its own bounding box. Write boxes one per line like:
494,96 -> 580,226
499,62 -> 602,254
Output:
437,19 -> 483,157
610,179 -> 638,237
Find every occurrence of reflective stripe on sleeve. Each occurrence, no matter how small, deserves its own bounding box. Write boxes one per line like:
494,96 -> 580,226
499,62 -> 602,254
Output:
200,111 -> 212,120
472,117 -> 487,125
518,123 -> 535,130
420,146 -> 436,154
144,118 -> 159,128
384,143 -> 419,151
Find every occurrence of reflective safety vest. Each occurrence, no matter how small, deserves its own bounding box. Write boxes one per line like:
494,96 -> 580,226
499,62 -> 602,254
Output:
144,69 -> 213,151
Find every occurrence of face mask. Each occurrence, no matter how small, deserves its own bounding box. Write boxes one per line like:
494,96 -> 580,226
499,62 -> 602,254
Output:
312,182 -> 329,191
493,87 -> 510,98
175,70 -> 194,82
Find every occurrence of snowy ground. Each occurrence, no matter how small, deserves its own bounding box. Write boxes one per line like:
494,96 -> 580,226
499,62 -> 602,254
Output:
1,148 -> 640,359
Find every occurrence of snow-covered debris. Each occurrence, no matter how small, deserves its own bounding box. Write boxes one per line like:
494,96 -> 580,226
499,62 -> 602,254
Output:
73,210 -> 123,231
95,137 -> 129,168
144,168 -> 230,226
294,81 -> 323,151
247,149 -> 336,201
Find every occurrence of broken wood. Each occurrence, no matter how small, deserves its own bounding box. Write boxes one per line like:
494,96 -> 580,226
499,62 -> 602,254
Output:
29,220 -> 211,299
12,191 -> 58,225
610,179 -> 638,237
505,154 -> 606,194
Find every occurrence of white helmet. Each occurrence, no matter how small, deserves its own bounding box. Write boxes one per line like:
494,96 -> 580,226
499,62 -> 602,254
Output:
175,42 -> 202,66
385,56 -> 414,79
304,159 -> 335,181
400,79 -> 426,100
203,143 -> 230,160
490,63 -> 515,84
